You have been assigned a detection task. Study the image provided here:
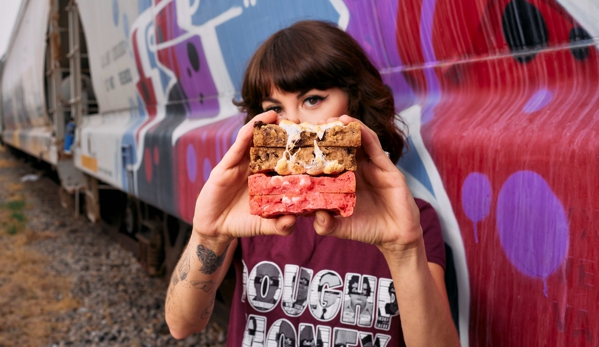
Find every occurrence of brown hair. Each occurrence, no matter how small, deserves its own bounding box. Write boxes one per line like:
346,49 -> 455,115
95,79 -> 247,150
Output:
234,20 -> 406,163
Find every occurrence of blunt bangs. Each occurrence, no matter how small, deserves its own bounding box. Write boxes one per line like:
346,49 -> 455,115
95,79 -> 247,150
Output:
253,25 -> 350,100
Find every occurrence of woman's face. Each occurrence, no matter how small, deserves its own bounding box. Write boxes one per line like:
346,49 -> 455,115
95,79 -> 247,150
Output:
261,87 -> 348,124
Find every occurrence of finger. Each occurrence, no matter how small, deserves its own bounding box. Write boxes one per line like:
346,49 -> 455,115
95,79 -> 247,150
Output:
361,127 -> 396,170
339,114 -> 358,125
217,111 -> 278,169
313,211 -> 361,243
319,116 -> 340,125
276,115 -> 299,125
248,214 -> 296,238
338,115 -> 381,148
339,116 -> 395,171
313,211 -> 337,236
272,215 -> 297,236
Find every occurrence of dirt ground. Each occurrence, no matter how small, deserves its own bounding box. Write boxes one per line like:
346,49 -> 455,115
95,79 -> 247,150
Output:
0,145 -> 225,347
0,148 -> 76,346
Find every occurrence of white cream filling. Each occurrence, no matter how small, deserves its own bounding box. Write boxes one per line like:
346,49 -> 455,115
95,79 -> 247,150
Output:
274,121 -> 345,175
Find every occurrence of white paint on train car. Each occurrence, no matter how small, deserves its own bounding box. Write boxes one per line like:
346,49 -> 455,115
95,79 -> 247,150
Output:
76,0 -> 140,113
75,1 -> 142,185
1,0 -> 56,164
557,0 -> 599,42
329,0 -> 350,30
3,126 -> 58,164
75,113 -> 133,189
126,6 -> 171,174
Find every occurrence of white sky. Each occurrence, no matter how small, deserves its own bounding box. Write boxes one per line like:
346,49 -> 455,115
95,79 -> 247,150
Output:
0,0 -> 24,58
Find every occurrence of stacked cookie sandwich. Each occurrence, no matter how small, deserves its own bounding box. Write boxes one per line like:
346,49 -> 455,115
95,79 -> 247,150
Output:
248,120 -> 360,217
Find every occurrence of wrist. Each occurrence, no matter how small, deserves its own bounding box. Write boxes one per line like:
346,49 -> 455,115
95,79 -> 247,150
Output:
377,234 -> 428,269
191,231 -> 234,256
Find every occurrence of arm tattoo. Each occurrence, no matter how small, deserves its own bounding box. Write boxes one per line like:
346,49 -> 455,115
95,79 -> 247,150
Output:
170,270 -> 179,287
166,249 -> 190,313
196,243 -> 230,275
166,273 -> 177,314
190,280 -> 216,293
201,295 -> 216,320
177,251 -> 191,281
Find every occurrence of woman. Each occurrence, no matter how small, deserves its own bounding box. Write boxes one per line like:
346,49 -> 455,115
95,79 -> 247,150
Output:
165,20 -> 459,347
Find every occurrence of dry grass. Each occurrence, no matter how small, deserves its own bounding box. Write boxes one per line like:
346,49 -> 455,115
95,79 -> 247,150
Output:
0,190 -> 80,346
0,233 -> 80,346
0,158 -> 18,169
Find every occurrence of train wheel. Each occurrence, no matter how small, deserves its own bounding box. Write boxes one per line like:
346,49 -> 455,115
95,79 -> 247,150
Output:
121,198 -> 141,236
163,215 -> 191,279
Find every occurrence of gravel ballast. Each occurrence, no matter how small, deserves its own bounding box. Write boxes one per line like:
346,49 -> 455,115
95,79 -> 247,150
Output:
0,146 -> 227,347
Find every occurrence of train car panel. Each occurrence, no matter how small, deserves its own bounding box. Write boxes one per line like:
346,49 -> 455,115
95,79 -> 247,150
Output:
75,113 -> 128,189
74,0 -> 351,213
76,0 -> 140,114
74,1 -> 143,191
1,0 -> 55,163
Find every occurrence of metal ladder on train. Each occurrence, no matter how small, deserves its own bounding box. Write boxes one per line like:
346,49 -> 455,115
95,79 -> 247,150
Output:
47,0 -> 99,221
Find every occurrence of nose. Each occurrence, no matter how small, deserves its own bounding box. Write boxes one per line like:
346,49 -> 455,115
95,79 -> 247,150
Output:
282,110 -> 301,124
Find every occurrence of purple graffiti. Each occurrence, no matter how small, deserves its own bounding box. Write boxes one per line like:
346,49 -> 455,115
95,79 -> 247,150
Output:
496,171 -> 569,297
186,144 -> 197,183
172,35 -> 220,118
156,1 -> 219,119
523,89 -> 553,113
343,0 -> 416,111
203,157 -> 212,184
461,172 -> 492,244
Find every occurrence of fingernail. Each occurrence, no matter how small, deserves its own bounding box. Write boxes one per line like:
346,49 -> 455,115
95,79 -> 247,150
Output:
316,213 -> 324,224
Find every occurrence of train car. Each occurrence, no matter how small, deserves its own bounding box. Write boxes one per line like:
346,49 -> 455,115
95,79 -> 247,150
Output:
1,0 -> 598,345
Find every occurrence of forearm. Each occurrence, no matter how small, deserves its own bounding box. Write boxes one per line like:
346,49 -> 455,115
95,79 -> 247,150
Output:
380,237 -> 460,347
165,233 -> 236,339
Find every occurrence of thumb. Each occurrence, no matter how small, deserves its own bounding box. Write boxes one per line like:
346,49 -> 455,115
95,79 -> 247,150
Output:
270,215 -> 297,236
313,211 -> 340,236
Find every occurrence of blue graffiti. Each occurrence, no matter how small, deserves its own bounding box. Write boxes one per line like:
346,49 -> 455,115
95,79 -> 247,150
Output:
190,0 -> 341,89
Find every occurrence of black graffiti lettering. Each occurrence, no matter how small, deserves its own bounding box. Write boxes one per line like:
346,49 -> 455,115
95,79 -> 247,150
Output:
119,68 -> 133,85
104,76 -> 115,91
112,40 -> 128,61
101,51 -> 111,68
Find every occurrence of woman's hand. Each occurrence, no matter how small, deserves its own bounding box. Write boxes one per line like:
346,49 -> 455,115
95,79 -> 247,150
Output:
314,115 -> 423,255
192,111 -> 296,248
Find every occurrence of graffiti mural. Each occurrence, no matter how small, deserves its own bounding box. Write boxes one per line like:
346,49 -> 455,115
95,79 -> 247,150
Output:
390,0 -> 599,345
3,0 -> 598,345
108,0 -> 599,345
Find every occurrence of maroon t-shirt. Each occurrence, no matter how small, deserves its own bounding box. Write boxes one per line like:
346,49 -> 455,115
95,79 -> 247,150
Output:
227,199 -> 445,347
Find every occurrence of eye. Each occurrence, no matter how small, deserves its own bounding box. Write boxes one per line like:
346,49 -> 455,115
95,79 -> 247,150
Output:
264,105 -> 282,113
304,95 -> 325,107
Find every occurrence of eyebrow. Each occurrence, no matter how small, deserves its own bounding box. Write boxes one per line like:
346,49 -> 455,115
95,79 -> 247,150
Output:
262,91 -> 310,104
262,96 -> 279,104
